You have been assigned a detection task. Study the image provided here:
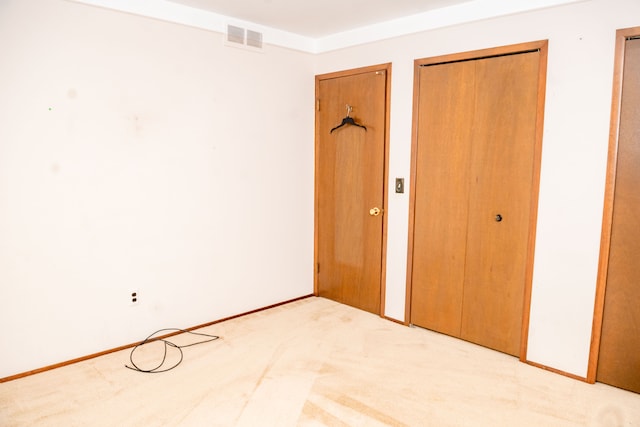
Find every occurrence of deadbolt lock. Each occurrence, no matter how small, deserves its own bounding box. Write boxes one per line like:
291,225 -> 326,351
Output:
369,207 -> 382,216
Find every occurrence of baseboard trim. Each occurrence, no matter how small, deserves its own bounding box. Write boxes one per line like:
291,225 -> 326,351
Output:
523,359 -> 588,383
382,315 -> 406,325
0,294 -> 315,383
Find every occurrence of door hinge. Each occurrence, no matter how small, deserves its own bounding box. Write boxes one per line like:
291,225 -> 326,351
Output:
316,99 -> 320,111
316,262 -> 320,274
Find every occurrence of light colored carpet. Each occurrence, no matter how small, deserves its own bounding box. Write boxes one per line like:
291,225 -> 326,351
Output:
1,296 -> 638,426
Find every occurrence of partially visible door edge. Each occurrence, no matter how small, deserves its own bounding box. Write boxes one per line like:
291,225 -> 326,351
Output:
587,26 -> 640,384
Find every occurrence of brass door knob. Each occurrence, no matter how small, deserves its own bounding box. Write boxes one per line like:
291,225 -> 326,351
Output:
369,207 -> 381,216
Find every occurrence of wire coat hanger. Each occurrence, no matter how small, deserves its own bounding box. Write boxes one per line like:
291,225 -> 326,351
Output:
330,104 -> 367,133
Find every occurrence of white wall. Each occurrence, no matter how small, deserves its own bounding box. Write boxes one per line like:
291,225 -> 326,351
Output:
315,0 -> 640,378
2,0 -> 638,381
0,0 -> 315,378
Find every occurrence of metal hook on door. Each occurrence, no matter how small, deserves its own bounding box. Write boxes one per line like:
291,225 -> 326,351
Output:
330,104 -> 367,133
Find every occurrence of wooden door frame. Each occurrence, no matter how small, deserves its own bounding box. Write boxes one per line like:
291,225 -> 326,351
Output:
404,41 -> 548,361
313,63 -> 392,317
587,26 -> 640,384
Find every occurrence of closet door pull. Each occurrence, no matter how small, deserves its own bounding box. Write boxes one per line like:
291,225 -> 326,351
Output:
495,214 -> 503,222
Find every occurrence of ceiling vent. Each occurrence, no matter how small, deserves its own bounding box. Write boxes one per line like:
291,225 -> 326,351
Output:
226,24 -> 263,52
246,30 -> 263,49
226,24 -> 245,45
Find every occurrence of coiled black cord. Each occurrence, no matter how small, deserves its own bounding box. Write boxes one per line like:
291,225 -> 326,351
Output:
125,328 -> 220,373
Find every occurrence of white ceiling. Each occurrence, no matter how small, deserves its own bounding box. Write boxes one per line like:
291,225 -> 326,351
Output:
71,0 -> 584,52
166,0 -> 473,38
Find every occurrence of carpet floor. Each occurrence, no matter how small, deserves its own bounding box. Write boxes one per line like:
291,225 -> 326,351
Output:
1,296 -> 639,426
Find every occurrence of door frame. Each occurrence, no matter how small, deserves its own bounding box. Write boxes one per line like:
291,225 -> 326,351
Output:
313,63 -> 392,316
587,26 -> 640,384
404,41 -> 548,361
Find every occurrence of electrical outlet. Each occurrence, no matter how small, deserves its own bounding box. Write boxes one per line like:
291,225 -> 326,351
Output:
130,291 -> 139,306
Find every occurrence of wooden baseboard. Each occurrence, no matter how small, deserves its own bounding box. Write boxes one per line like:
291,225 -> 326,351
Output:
0,294 -> 315,384
523,359 -> 588,383
382,315 -> 406,325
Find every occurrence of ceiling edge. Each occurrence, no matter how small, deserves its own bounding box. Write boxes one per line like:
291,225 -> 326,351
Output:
67,0 -> 588,54
314,0 -> 589,53
66,0 -> 317,52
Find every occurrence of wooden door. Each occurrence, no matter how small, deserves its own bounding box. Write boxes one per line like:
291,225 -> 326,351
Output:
409,43 -> 545,356
315,65 -> 389,315
460,52 -> 540,356
409,61 -> 475,336
595,35 -> 640,393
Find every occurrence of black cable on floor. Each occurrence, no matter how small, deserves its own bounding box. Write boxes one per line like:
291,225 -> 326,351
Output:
125,328 -> 220,373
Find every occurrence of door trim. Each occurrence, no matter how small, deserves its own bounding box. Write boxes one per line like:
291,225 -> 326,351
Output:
314,63 -> 392,317
587,26 -> 640,384
404,41 -> 548,361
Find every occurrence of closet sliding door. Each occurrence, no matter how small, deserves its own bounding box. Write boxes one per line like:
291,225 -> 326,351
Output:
407,41 -> 547,357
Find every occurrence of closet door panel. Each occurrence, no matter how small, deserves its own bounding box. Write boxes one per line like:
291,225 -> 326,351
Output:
460,52 -> 540,356
410,61 -> 475,336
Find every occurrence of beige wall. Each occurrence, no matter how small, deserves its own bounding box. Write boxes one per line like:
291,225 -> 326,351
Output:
315,0 -> 640,377
0,0 -> 315,378
1,0 -> 639,381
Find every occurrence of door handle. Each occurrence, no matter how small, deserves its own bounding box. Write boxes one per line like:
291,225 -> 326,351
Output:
369,207 -> 382,216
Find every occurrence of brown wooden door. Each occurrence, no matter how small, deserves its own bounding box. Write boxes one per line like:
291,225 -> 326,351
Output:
460,52 -> 540,356
409,45 -> 544,356
410,60 -> 475,336
596,37 -> 640,394
315,66 -> 389,315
